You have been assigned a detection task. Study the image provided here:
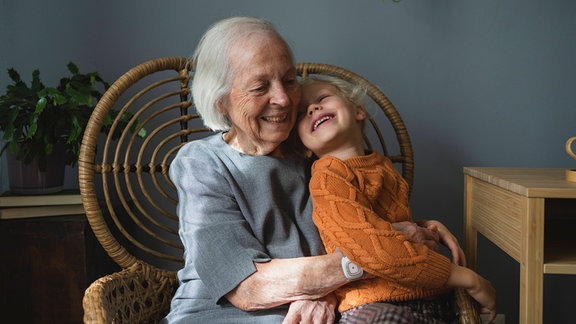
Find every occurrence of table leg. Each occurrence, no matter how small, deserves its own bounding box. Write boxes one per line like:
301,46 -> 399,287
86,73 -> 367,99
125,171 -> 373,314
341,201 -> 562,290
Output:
519,197 -> 545,324
464,175 -> 478,270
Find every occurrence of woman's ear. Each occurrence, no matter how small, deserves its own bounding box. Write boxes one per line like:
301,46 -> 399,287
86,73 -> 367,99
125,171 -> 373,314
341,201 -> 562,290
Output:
216,98 -> 228,116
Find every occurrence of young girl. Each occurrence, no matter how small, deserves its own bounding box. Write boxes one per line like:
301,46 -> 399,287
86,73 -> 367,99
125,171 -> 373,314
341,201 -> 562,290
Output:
297,76 -> 496,323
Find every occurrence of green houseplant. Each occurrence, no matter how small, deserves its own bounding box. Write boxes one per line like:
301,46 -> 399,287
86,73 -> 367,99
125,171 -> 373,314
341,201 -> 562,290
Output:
0,62 -> 144,194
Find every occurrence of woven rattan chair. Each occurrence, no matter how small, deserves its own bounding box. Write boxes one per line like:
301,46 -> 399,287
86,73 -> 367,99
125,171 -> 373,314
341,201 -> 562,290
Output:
79,57 -> 481,323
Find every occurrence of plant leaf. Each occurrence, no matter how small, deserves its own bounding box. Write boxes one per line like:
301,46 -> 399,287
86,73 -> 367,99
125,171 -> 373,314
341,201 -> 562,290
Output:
36,97 -> 47,110
67,62 -> 79,75
7,68 -> 22,83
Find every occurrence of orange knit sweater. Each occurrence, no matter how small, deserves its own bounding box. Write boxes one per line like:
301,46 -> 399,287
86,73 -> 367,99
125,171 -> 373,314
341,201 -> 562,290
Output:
309,152 -> 452,312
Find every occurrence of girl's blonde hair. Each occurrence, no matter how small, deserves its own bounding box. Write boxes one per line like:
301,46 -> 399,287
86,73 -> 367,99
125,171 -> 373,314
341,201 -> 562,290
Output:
300,75 -> 367,107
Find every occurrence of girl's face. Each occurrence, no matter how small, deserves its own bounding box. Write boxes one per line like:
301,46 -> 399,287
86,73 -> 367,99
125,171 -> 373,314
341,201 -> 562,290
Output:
297,81 -> 366,158
219,33 -> 300,156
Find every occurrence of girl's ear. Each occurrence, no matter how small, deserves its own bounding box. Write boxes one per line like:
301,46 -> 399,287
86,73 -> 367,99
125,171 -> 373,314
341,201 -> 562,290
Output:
355,105 -> 367,121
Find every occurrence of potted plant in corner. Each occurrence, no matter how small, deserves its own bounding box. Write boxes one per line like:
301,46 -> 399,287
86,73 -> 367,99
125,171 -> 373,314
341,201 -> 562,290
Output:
0,62 -> 144,195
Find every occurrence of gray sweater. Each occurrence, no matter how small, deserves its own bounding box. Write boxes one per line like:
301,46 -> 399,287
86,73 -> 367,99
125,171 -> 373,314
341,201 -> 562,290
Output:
163,133 -> 324,323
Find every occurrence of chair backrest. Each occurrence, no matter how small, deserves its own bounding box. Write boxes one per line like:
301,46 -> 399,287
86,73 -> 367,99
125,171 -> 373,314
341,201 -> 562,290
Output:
78,57 -> 414,272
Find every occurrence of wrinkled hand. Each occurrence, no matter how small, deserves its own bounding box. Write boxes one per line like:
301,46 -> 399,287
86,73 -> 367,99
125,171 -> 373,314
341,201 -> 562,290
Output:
418,220 -> 466,266
282,294 -> 337,324
392,221 -> 440,252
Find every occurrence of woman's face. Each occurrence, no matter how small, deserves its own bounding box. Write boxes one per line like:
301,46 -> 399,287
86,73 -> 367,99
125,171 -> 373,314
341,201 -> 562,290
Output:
219,33 -> 300,156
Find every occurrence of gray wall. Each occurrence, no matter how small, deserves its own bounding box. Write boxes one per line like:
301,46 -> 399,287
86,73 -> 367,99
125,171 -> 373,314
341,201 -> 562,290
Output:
2,0 -> 575,322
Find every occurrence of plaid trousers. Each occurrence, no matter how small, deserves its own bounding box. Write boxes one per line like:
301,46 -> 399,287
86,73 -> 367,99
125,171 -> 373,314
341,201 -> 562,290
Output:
339,294 -> 458,324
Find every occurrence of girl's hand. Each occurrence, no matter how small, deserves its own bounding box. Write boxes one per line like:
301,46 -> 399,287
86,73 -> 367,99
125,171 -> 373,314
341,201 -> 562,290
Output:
466,272 -> 497,322
448,264 -> 497,323
391,221 -> 440,251
417,219 -> 466,266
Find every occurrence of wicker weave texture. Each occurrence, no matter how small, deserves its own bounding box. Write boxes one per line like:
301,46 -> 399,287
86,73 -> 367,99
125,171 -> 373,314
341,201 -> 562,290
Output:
79,57 -> 207,272
83,262 -> 178,323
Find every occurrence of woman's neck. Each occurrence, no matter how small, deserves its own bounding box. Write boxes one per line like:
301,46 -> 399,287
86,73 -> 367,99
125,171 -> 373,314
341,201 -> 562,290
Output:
222,131 -> 288,157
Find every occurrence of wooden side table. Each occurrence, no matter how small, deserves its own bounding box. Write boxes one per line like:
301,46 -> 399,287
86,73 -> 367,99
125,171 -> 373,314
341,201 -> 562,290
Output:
464,167 -> 576,324
0,192 -> 118,323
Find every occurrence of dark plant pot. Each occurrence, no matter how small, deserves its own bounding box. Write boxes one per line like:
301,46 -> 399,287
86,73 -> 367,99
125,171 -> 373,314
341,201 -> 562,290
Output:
6,145 -> 66,195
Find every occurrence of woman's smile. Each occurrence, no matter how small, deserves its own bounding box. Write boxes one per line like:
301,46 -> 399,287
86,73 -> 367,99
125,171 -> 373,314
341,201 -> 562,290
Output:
261,112 -> 289,124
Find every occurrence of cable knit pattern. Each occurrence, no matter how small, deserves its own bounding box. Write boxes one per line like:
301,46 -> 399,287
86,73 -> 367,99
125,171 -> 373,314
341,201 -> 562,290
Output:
309,152 -> 452,312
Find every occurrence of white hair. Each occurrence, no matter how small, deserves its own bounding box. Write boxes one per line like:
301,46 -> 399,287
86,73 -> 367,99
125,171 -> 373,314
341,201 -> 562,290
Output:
191,16 -> 293,131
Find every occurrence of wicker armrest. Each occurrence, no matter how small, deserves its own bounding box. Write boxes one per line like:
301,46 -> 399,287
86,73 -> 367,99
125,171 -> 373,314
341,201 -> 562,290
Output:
455,287 -> 481,324
83,262 -> 178,324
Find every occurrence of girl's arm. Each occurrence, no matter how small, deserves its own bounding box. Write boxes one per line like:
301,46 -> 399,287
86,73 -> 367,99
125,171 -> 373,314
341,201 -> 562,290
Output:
447,264 -> 497,322
310,167 -> 452,288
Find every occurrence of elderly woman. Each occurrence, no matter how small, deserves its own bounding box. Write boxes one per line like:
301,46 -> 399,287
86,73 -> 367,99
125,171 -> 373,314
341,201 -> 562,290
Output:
163,16 -> 456,323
